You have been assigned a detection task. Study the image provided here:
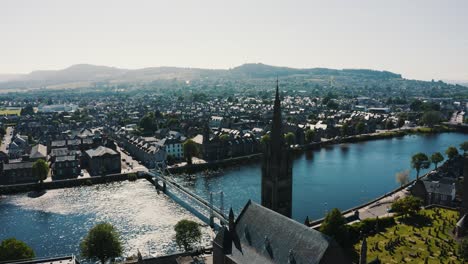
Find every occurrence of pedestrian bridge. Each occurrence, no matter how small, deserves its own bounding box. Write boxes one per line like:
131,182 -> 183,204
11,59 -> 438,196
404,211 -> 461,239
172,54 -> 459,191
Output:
146,169 -> 227,227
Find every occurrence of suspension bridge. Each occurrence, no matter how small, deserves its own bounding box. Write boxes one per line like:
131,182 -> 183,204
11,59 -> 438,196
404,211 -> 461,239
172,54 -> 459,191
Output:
145,168 -> 228,228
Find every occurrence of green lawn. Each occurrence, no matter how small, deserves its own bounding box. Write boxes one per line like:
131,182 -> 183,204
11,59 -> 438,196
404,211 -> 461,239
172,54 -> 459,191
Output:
0,108 -> 21,116
354,207 -> 461,263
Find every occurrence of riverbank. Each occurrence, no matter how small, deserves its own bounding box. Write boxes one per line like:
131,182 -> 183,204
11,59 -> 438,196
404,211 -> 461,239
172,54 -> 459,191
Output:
170,126 -> 464,174
0,172 -> 148,195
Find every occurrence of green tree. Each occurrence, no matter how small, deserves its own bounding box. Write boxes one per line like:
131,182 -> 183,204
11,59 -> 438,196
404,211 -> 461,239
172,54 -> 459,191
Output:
385,120 -> 395,130
421,111 -> 442,128
20,105 -> 34,116
0,238 -> 35,262
320,208 -> 349,247
139,112 -> 158,134
340,123 -> 349,137
445,146 -> 459,160
411,153 -> 429,179
284,132 -> 296,146
430,152 -> 444,169
391,196 -> 423,217
460,141 -> 468,155
0,126 -> 6,137
397,118 -> 405,128
260,134 -> 270,145
32,159 -> 49,184
183,139 -> 198,165
219,134 -> 230,142
174,219 -> 202,252
355,122 -> 365,134
80,223 -> 123,264
460,238 -> 468,262
305,129 -> 315,143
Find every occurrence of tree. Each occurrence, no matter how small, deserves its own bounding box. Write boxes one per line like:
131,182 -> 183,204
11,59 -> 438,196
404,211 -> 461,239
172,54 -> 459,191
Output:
411,153 -> 429,179
80,223 -> 123,264
319,208 -> 349,247
20,105 -> 34,116
260,134 -> 270,145
139,112 -> 158,134
395,170 -> 410,187
421,111 -> 442,128
0,238 -> 35,262
355,122 -> 365,134
340,123 -> 349,137
397,118 -> 405,129
460,238 -> 468,261
0,126 -> 6,137
32,159 -> 49,184
305,129 -> 315,143
385,120 -> 395,130
391,196 -> 423,217
460,141 -> 468,155
445,146 -> 459,160
183,139 -> 198,165
174,219 -> 202,252
430,152 -> 444,169
284,132 -> 295,146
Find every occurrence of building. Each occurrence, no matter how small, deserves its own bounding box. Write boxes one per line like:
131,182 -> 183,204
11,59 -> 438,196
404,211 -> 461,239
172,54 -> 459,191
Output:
84,146 -> 121,176
51,155 -> 80,179
261,81 -> 293,217
0,161 -> 35,185
158,136 -> 184,159
29,144 -> 47,161
411,179 -> 456,206
213,201 -> 349,264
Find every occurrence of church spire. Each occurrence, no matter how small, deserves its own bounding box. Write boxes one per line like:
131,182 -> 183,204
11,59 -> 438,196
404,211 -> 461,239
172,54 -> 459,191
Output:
271,78 -> 283,148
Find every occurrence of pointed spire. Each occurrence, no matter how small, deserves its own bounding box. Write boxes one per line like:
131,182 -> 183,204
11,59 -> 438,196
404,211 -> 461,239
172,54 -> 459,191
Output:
359,236 -> 367,264
270,79 -> 284,149
228,207 -> 235,231
304,216 -> 310,226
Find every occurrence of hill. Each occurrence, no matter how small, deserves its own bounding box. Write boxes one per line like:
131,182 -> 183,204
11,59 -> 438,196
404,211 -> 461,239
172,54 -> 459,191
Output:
0,63 -> 405,91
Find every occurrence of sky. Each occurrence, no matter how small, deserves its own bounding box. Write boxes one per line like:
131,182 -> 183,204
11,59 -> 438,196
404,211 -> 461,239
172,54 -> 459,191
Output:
1,0 -> 467,81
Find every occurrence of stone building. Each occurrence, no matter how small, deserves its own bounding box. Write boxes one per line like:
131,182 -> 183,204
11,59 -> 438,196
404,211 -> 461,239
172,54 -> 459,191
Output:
261,81 -> 293,217
213,201 -> 350,264
84,146 -> 121,176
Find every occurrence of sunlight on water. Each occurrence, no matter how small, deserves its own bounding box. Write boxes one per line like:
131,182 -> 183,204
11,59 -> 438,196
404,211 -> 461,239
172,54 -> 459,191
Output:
0,180 -> 213,258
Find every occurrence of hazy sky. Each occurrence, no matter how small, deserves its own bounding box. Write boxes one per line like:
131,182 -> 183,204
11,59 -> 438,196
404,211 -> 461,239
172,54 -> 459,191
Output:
1,0 -> 467,80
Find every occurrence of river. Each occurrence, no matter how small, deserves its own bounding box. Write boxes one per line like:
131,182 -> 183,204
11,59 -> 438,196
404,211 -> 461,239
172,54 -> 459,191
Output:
173,132 -> 467,222
0,132 -> 465,259
0,180 -> 213,259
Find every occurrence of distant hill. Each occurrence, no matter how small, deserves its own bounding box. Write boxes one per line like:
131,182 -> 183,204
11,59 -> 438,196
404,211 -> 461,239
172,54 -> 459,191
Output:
0,63 -> 411,91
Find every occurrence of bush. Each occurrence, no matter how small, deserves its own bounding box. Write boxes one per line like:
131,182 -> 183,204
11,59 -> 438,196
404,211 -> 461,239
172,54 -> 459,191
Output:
85,180 -> 93,186
0,238 -> 35,262
349,217 -> 396,242
127,173 -> 138,181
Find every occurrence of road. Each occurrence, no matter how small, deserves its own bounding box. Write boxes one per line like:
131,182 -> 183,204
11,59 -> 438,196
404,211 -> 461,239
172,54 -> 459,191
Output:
115,145 -> 148,173
353,188 -> 410,220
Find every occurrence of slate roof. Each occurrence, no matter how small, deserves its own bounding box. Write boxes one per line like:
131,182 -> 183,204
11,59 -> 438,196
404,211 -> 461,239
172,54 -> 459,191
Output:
423,180 -> 455,196
30,144 -> 47,159
3,162 -> 34,170
85,146 -> 118,158
219,201 -> 349,264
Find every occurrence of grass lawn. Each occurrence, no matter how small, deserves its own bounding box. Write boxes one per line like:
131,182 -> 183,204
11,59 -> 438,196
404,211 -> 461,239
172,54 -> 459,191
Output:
354,207 -> 461,263
0,108 -> 21,116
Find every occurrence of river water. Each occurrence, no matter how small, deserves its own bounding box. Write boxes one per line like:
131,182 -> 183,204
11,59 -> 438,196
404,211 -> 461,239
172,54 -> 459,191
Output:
173,132 -> 467,222
0,180 -> 213,259
0,132 -> 466,259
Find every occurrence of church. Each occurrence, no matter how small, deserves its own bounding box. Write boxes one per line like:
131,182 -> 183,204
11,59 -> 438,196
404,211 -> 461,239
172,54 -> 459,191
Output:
212,82 -> 350,264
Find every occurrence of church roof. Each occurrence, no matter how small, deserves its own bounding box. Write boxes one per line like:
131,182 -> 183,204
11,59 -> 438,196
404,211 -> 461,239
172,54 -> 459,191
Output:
220,201 -> 349,264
